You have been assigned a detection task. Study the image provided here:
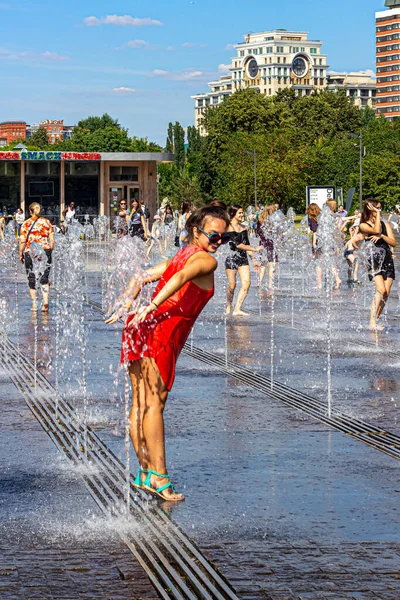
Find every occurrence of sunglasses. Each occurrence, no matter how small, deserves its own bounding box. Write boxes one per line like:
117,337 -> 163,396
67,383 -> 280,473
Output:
198,227 -> 231,245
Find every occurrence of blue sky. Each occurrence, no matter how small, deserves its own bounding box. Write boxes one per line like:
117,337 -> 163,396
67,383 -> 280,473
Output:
0,0 -> 383,145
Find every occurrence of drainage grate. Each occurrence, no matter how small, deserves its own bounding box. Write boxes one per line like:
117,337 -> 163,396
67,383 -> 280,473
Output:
0,333 -> 239,600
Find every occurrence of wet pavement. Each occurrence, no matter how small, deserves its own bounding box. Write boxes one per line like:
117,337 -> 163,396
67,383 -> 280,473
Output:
1,240 -> 400,599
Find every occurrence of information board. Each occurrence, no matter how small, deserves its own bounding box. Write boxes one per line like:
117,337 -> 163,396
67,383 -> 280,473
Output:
306,186 -> 336,209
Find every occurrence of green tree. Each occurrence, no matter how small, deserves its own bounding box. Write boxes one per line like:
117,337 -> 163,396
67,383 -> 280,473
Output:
173,122 -> 185,170
77,113 -> 121,133
362,151 -> 400,209
28,127 -> 49,148
130,136 -> 162,152
165,122 -> 174,152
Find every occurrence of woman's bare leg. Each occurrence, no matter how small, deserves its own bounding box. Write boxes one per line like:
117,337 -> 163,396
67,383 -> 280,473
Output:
268,262 -> 275,290
233,265 -> 251,316
259,266 -> 266,287
226,269 -> 236,315
370,275 -> 386,329
129,361 -> 149,471
376,277 -> 393,319
130,357 -> 183,500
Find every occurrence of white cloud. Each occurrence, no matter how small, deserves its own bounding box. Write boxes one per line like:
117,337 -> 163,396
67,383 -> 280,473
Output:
83,15 -> 163,27
127,39 -> 156,50
181,42 -> 208,48
167,46 -> 176,52
39,51 -> 69,62
218,63 -> 231,73
225,43 -> 236,50
150,68 -> 205,81
0,49 -> 69,62
113,87 -> 136,95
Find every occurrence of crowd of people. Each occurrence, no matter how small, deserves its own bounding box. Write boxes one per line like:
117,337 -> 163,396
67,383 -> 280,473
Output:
1,196 -> 397,503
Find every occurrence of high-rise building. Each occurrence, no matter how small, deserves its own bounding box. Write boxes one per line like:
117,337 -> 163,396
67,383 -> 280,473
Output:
192,29 -> 329,133
376,0 -> 400,119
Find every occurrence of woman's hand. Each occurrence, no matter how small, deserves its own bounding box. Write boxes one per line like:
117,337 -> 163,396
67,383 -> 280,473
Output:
368,203 -> 380,213
105,300 -> 132,324
105,312 -> 121,325
126,303 -> 156,328
369,235 -> 381,243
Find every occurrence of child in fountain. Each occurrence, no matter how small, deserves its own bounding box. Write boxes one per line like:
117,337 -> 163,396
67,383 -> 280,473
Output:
344,232 -> 364,285
106,205 -> 230,501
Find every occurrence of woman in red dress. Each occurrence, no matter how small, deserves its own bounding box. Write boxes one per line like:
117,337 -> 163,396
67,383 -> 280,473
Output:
106,206 -> 230,501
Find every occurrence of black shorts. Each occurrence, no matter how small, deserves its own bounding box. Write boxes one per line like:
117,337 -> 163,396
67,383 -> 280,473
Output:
225,251 -> 249,270
368,248 -> 395,281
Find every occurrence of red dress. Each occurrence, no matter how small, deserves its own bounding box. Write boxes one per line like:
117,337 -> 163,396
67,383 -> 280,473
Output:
121,245 -> 214,390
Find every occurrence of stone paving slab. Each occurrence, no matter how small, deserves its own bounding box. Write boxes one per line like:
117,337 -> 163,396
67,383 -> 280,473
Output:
204,540 -> 400,599
0,544 -> 158,599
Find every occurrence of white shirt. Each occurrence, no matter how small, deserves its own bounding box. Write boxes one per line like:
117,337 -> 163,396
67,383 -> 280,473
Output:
65,208 -> 75,223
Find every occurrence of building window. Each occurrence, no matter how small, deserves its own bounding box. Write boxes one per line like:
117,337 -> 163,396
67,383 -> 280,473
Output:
301,47 -> 305,52
240,50 -> 244,57
259,47 -> 263,54
276,46 -> 284,53
110,166 -> 138,182
310,48 -> 317,54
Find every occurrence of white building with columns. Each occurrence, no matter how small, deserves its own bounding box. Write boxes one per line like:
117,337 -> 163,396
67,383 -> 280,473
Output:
192,29 -> 376,134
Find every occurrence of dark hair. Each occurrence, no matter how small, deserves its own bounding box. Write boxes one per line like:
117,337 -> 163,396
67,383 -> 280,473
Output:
119,199 -> 127,205
165,204 -> 172,213
228,204 -> 243,220
210,200 -> 227,210
361,198 -> 381,224
186,205 -> 230,242
181,201 -> 191,215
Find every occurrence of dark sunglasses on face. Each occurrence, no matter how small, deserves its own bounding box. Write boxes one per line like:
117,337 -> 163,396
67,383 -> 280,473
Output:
197,227 -> 231,245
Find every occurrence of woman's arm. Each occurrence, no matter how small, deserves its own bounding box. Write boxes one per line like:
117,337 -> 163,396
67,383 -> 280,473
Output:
141,214 -> 149,238
132,254 -> 217,325
360,204 -> 381,236
105,258 -> 171,323
19,231 -> 26,262
312,232 -> 317,249
382,221 -> 396,248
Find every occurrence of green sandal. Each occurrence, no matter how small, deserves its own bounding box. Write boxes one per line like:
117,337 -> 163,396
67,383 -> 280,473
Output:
133,468 -> 148,489
142,469 -> 184,502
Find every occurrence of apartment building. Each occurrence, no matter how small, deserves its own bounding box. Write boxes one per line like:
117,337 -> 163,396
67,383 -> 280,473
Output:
192,29 -> 329,132
376,0 -> 400,119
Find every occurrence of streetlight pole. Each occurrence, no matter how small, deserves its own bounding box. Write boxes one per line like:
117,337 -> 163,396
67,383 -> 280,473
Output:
253,150 -> 257,209
359,129 -> 363,212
